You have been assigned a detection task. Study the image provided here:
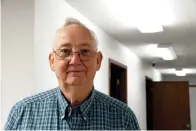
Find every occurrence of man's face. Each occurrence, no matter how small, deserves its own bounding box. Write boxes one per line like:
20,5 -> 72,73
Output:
49,24 -> 102,86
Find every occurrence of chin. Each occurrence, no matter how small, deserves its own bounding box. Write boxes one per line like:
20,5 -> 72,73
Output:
67,77 -> 85,85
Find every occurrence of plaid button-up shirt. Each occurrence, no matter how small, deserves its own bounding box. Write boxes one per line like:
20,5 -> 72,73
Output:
4,87 -> 140,130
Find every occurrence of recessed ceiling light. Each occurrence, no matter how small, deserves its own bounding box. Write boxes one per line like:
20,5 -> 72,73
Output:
175,69 -> 186,76
137,23 -> 163,33
157,44 -> 177,60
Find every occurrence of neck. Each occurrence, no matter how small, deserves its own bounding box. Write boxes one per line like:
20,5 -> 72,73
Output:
59,82 -> 93,107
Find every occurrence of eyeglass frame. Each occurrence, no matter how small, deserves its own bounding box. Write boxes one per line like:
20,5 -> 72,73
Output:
52,48 -> 98,61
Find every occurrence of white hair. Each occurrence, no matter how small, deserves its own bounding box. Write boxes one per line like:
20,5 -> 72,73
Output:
53,18 -> 98,50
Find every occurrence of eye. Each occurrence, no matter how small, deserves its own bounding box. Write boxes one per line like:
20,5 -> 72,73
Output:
80,49 -> 92,56
61,49 -> 71,53
58,49 -> 72,57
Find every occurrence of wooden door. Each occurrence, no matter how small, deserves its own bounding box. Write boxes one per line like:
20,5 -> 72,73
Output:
109,59 -> 127,104
153,82 -> 191,130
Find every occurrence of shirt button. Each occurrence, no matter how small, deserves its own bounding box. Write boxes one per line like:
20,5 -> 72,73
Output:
61,115 -> 64,120
84,117 -> 87,120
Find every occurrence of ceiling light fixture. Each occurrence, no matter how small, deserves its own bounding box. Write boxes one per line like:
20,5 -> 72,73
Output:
157,44 -> 177,60
175,69 -> 186,76
137,21 -> 163,33
135,0 -> 163,33
137,25 -> 163,33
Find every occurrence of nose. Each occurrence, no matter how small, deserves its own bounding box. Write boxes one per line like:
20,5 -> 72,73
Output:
69,52 -> 82,65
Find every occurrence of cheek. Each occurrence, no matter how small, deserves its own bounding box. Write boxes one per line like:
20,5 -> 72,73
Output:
54,60 -> 68,77
85,60 -> 98,75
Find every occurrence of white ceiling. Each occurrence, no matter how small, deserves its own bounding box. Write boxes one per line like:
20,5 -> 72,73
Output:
65,0 -> 196,75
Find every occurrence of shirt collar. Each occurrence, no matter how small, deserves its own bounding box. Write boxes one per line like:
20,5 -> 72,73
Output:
56,87 -> 69,119
79,88 -> 95,120
56,87 -> 95,120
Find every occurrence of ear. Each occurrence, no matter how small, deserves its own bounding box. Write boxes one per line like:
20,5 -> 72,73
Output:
49,52 -> 55,71
96,51 -> 103,71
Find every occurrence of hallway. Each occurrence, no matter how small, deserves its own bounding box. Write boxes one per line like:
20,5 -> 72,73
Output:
1,0 -> 196,129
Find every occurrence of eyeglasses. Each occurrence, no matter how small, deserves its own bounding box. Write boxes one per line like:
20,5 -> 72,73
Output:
53,48 -> 98,61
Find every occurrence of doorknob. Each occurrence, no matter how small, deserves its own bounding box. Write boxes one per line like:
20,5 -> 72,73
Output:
186,123 -> 191,129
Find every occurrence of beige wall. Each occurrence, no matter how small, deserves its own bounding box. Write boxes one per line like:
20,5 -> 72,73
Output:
1,0 -> 35,127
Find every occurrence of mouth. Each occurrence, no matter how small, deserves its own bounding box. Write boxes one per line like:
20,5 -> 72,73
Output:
67,71 -> 85,78
67,70 -> 85,73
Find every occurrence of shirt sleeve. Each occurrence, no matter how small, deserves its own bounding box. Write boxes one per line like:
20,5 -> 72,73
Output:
124,108 -> 140,130
4,104 -> 20,130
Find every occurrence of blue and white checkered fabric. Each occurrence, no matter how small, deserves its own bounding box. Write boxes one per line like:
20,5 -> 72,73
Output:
4,87 -> 140,130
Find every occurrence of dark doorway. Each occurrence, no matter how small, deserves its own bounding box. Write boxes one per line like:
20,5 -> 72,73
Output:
146,77 -> 154,130
109,58 -> 127,104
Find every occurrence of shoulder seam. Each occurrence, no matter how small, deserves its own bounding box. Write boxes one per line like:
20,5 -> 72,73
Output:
15,88 -> 58,108
94,90 -> 129,110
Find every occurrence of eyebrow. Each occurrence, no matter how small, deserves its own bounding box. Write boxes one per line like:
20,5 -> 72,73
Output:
78,43 -> 92,48
59,43 -> 93,48
58,43 -> 72,48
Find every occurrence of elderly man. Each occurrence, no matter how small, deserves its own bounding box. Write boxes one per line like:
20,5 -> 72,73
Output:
5,18 -> 140,130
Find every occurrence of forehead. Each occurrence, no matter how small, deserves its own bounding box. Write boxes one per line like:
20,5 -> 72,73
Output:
54,24 -> 96,49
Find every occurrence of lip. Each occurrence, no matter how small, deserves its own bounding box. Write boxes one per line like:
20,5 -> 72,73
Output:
67,67 -> 86,73
67,70 -> 85,73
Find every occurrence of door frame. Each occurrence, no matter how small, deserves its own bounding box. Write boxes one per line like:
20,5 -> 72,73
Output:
145,76 -> 154,130
108,58 -> 127,103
